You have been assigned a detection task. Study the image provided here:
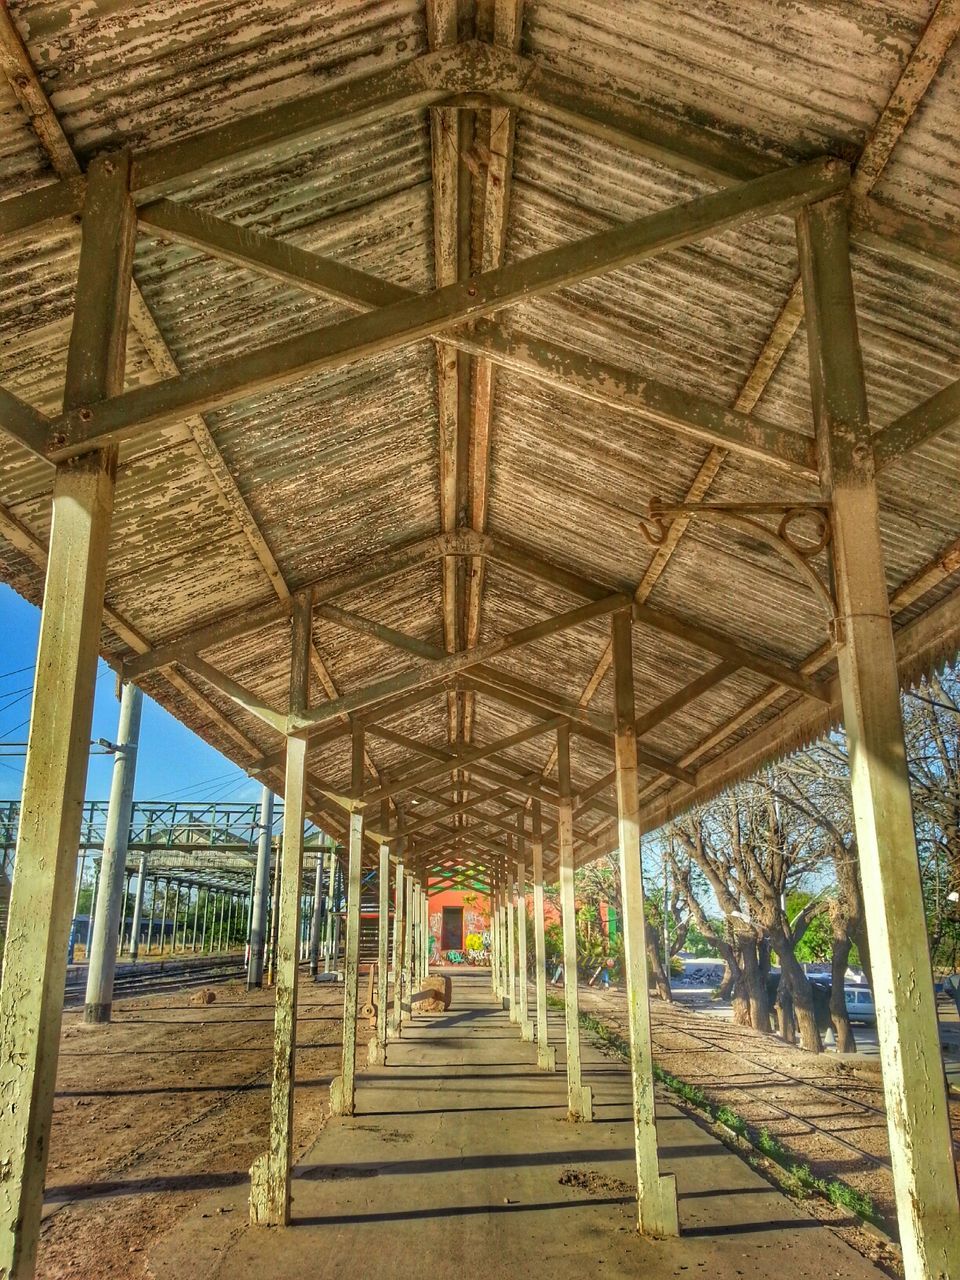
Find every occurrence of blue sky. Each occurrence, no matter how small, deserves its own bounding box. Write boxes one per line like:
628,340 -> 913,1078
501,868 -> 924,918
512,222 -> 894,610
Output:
0,583 -> 263,804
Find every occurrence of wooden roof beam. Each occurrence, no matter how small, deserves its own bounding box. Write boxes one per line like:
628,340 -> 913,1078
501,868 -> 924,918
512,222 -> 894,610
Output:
358,717 -> 563,808
136,192 -> 817,482
289,594 -> 629,734
49,158 -> 848,457
462,0 -> 526,753
367,724 -> 564,809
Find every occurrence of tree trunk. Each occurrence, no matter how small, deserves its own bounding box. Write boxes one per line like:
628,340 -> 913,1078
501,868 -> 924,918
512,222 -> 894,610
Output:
738,935 -> 772,1032
645,921 -> 672,1002
775,973 -> 797,1044
717,960 -> 736,1000
829,935 -> 857,1053
777,943 -> 822,1052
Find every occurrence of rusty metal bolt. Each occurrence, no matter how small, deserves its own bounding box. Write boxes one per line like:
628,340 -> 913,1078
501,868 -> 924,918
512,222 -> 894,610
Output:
79,408 -> 93,421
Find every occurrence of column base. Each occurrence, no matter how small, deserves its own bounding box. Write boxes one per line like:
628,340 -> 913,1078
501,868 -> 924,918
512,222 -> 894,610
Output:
637,1172 -> 680,1238
519,1019 -> 535,1043
83,1002 -> 111,1024
328,1074 -> 355,1117
367,1038 -> 387,1066
567,1082 -> 593,1123
248,1151 -> 289,1226
536,1043 -> 556,1072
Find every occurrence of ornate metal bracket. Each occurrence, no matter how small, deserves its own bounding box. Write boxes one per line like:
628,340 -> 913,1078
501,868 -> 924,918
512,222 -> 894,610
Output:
639,499 -> 838,625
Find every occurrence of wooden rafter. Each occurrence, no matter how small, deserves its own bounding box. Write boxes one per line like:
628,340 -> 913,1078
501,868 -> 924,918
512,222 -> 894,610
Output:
532,3 -> 960,797
0,7 -> 387,796
49,159 -> 848,457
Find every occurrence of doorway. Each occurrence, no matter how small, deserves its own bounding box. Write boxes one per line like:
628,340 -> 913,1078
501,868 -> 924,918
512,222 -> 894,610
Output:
441,906 -> 463,951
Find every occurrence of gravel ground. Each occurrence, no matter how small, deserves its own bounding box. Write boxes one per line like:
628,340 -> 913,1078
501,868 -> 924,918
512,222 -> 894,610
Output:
580,985 -> 960,1236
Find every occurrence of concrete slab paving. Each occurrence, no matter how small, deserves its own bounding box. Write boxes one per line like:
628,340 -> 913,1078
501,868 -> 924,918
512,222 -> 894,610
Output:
151,970 -> 884,1279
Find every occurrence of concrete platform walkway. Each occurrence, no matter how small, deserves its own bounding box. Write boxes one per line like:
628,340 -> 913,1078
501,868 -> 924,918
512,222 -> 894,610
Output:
151,969 -> 883,1279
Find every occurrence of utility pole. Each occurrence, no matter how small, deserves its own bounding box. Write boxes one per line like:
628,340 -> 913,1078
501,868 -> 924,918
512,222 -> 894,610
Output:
247,787 -> 274,988
84,683 -> 143,1023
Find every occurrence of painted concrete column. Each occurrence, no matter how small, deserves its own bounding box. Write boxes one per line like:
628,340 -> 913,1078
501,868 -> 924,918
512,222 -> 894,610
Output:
390,852 -> 405,1037
516,853 -> 534,1043
612,609 -> 678,1234
557,724 -> 592,1122
799,196 -> 960,1280
84,683 -> 143,1021
250,595 -> 310,1227
369,811 -> 391,1066
129,853 -> 147,961
0,151 -> 134,1279
200,889 -> 209,951
190,886 -> 200,951
331,725 -> 365,1117
531,802 -> 555,1071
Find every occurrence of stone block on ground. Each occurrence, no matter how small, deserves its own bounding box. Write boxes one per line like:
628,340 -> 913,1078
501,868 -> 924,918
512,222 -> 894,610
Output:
412,974 -> 452,1012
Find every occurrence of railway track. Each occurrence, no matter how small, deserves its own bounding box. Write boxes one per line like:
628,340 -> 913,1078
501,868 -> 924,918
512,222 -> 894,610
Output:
63,953 -> 246,1005
584,987 -> 902,1180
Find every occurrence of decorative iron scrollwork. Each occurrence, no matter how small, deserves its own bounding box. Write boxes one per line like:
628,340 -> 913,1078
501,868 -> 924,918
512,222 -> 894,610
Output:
640,499 -> 837,623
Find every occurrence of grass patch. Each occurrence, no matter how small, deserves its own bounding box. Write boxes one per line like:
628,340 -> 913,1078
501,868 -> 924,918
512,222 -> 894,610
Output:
550,993 -> 877,1224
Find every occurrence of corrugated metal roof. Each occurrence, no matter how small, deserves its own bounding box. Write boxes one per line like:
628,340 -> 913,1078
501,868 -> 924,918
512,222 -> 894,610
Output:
0,0 -> 958,869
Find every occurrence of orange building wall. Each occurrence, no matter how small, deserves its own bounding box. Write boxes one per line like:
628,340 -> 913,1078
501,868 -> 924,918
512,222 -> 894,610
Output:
427,884 -> 491,956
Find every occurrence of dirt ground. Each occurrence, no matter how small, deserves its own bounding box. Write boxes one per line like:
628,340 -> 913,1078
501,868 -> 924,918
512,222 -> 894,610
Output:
38,972 -> 367,1280
581,985 -> 960,1233
37,971 -> 960,1277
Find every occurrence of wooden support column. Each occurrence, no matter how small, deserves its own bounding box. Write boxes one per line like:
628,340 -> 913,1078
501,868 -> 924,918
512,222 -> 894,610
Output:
331,725 -> 366,1116
369,802 -> 391,1066
249,594 -> 310,1226
557,724 -> 592,1122
496,865 -> 509,1009
409,879 -> 419,995
390,847 -> 405,1037
506,853 -> 518,1023
516,834 -> 534,1042
490,871 -> 499,999
322,851 -> 337,973
402,872 -> 415,1017
421,874 -> 430,981
531,802 -> 556,1070
0,152 -> 133,1280
612,609 -> 679,1235
798,196 -> 960,1280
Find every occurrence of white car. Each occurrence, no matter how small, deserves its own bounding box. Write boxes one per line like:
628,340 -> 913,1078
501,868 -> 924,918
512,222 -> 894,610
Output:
844,986 -> 876,1025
